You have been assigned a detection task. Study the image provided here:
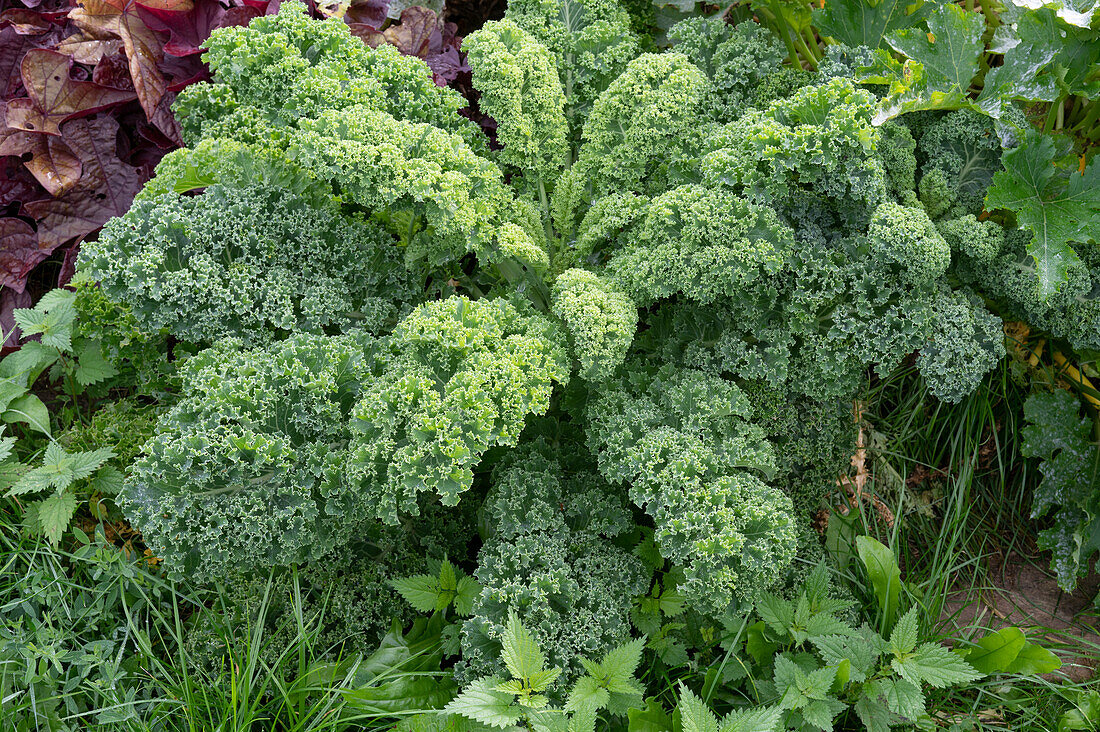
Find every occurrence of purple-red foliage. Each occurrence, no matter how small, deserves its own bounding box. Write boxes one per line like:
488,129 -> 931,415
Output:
0,0 -> 276,346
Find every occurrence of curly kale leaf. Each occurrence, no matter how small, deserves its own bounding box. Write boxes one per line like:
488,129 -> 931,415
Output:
463,20 -> 570,196
461,447 -> 646,691
668,17 -> 797,122
291,106 -> 549,273
608,185 -> 792,306
122,333 -> 377,582
177,3 -> 477,149
586,365 -> 796,613
552,269 -> 637,382
505,0 -> 640,135
346,297 -> 570,523
80,184 -> 414,346
702,79 -> 888,240
554,52 -> 708,233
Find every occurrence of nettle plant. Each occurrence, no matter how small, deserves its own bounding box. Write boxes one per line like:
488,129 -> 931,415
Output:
73,0 -> 1085,695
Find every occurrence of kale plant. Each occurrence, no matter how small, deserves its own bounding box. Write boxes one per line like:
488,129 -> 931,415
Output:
75,0 -> 1093,699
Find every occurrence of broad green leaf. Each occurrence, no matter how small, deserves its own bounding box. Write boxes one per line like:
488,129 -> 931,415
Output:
985,133 -> 1100,299
35,491 -> 78,545
959,627 -> 1027,674
887,4 -> 984,94
627,699 -> 673,732
856,536 -> 901,630
746,621 -> 779,665
1005,641 -> 1062,675
1004,0 -> 1100,28
3,393 -> 51,435
392,574 -> 444,613
502,611 -> 548,680
976,40 -> 1058,118
0,341 -> 59,386
443,678 -> 523,729
812,634 -> 877,682
893,642 -> 983,688
812,0 -> 929,48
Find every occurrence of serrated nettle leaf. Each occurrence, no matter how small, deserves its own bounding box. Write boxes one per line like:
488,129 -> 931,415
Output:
800,697 -> 846,731
756,593 -> 795,636
677,682 -> 719,732
391,574 -> 444,613
454,574 -> 480,617
526,666 -> 562,693
869,677 -> 925,719
599,637 -> 646,684
853,693 -> 894,732
718,706 -> 781,732
439,558 -> 458,591
35,491 -> 78,545
889,607 -> 920,656
893,642 -> 983,688
75,340 -> 119,387
444,678 -> 523,729
502,611 -> 549,681
565,676 -> 609,713
986,132 -> 1100,298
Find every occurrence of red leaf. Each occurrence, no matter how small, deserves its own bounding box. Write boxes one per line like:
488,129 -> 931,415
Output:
0,217 -> 43,292
25,115 -> 142,252
0,157 -> 44,208
1,286 -> 35,348
383,6 -> 441,58
0,9 -> 67,35
138,0 -> 257,57
2,27 -> 34,97
69,0 -> 168,119
6,49 -> 136,135
93,51 -> 135,89
0,123 -> 84,196
25,135 -> 83,196
57,32 -> 124,65
58,239 -> 80,286
117,7 -> 165,118
344,0 -> 389,29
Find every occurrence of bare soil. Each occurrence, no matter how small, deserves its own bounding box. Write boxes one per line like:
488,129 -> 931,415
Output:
940,553 -> 1100,681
